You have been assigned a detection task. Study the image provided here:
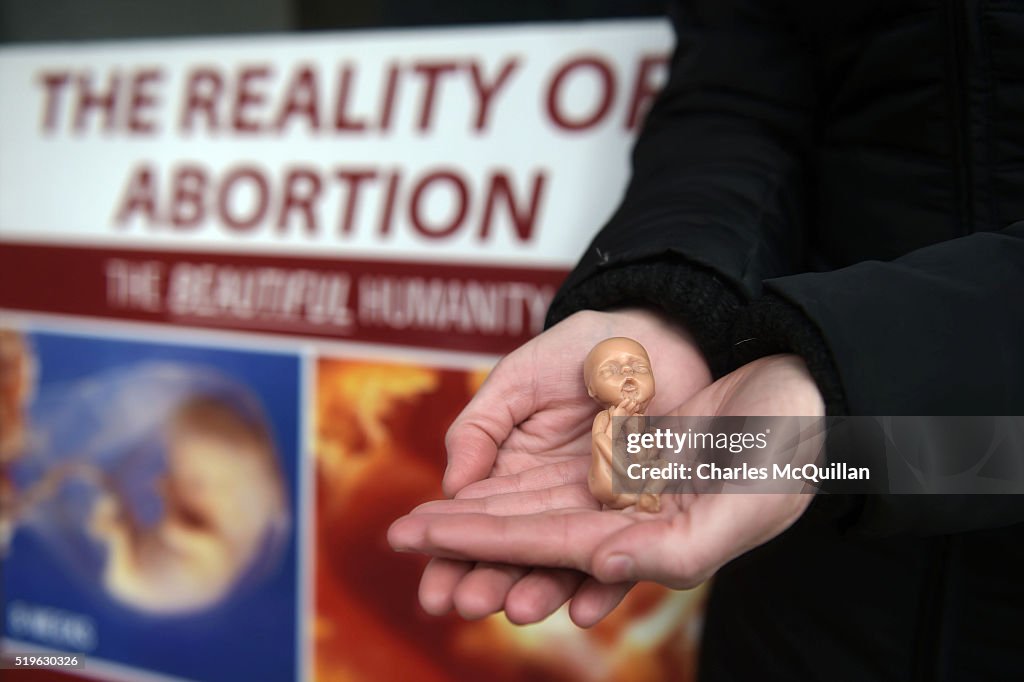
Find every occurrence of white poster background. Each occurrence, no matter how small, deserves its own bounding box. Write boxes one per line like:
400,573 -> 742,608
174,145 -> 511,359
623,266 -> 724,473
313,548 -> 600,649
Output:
0,20 -> 673,267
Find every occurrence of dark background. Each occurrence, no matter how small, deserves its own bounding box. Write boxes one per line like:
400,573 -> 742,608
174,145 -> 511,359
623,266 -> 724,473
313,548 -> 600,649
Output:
0,0 -> 666,43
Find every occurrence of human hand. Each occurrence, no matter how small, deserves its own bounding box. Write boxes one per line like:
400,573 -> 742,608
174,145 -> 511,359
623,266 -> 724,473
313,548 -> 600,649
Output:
410,308 -> 712,625
390,354 -> 825,623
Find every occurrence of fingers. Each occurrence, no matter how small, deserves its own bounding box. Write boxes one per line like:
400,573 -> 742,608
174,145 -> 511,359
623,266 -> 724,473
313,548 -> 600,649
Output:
425,561 -> 587,624
569,578 -> 633,628
452,563 -> 528,620
504,568 -> 585,625
412,483 -> 597,518
418,553 -> 635,628
389,510 -> 633,573
612,396 -> 640,415
442,420 -> 502,499
419,558 -> 472,616
454,457 -> 590,500
431,564 -> 622,626
588,496 -> 803,589
589,518 -> 709,589
442,355 -> 535,497
396,497 -> 802,607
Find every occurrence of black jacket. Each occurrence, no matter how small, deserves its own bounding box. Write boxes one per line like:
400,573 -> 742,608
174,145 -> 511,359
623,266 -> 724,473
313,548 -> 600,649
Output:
546,1 -> 1024,679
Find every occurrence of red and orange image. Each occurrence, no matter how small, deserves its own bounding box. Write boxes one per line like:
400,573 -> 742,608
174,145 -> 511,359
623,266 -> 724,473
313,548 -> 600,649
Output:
314,357 -> 706,682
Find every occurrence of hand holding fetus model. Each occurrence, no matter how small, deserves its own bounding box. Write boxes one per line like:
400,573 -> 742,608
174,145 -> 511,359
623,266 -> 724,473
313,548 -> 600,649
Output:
584,337 -> 661,513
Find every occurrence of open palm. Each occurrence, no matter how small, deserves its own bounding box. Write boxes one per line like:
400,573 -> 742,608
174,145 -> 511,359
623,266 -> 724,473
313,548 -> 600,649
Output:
443,308 -> 710,494
391,354 -> 824,625
413,307 -> 712,625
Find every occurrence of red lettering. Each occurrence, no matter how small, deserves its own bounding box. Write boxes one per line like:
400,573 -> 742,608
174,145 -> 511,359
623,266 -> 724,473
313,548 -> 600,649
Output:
73,70 -> 120,133
378,62 -> 400,132
625,54 -> 668,130
128,68 -> 163,134
334,169 -> 377,234
37,71 -> 70,133
113,163 -> 158,226
468,58 -> 519,132
333,64 -> 367,132
409,170 -> 468,237
217,166 -> 269,231
479,171 -> 546,242
545,56 -> 616,131
171,164 -> 207,228
278,167 -> 322,234
181,68 -> 223,132
232,66 -> 271,133
377,169 -> 400,235
413,61 -> 458,132
109,163 -> 551,242
273,64 -> 320,133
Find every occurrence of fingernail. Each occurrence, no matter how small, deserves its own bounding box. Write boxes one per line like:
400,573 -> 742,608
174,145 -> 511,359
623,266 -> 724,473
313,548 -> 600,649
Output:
602,554 -> 635,581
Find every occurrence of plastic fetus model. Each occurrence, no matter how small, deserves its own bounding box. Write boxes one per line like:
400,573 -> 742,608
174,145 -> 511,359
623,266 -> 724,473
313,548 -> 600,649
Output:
585,337 -> 661,513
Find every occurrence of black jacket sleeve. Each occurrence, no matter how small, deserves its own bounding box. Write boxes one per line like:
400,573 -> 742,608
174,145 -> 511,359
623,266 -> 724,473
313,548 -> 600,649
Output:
733,222 -> 1024,535
736,224 -> 1024,417
547,1 -> 1024,535
546,0 -> 816,377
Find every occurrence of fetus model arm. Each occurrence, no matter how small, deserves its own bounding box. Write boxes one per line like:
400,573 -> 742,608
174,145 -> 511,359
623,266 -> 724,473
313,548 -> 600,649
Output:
584,338 -> 661,513
589,400 -> 657,510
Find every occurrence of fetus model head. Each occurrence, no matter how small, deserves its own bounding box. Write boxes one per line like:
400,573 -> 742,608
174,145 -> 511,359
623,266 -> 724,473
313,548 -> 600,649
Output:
583,337 -> 655,414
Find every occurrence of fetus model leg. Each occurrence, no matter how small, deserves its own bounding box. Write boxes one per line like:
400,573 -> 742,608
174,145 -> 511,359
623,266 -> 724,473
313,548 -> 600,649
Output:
589,406 -> 661,512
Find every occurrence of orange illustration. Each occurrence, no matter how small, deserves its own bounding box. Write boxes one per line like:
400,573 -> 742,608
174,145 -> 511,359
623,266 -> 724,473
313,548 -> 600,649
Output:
314,357 -> 706,682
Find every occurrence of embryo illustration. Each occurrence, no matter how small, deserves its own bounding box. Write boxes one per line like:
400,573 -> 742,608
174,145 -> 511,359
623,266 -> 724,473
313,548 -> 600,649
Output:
1,332 -> 290,615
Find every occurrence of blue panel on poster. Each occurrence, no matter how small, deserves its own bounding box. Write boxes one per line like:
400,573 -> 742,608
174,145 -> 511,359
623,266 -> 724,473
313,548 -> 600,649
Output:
1,330 -> 300,682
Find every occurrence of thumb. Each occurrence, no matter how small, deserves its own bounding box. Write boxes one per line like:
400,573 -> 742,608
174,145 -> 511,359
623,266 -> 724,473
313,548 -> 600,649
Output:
591,495 -> 811,589
441,354 -> 537,497
590,518 -> 718,590
442,419 -> 499,498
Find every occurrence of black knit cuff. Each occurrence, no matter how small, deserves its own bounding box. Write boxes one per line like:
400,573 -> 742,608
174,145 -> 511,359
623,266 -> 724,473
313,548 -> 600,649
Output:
545,258 -> 744,378
731,292 -> 849,416
731,293 -> 861,530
